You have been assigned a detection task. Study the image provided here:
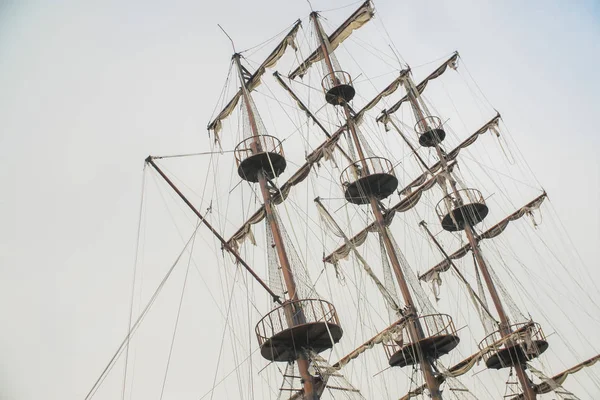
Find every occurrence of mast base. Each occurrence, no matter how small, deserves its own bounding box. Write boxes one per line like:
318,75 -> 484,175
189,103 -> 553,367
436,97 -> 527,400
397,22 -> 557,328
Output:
237,152 -> 287,182
388,334 -> 460,368
259,322 -> 343,362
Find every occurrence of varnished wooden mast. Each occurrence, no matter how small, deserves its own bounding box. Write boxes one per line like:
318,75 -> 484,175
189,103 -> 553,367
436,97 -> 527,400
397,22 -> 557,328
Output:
233,54 -> 316,399
403,75 -> 537,399
309,11 -> 443,400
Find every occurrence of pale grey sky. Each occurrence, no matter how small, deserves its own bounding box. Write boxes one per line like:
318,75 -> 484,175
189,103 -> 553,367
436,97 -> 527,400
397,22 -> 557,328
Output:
1,1 -> 599,399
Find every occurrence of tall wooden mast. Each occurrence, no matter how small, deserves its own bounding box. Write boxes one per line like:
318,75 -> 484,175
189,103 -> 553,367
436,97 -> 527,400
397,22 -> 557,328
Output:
401,72 -> 540,399
232,53 -> 317,398
309,11 -> 446,400
232,54 -> 344,400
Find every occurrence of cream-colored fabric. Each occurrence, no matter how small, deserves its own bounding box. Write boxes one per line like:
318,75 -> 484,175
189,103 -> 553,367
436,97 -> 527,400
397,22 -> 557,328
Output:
316,200 -> 401,314
225,130 -> 344,248
207,21 -> 301,136
289,1 -> 374,80
419,193 -> 547,282
377,52 -> 459,124
353,70 -> 408,124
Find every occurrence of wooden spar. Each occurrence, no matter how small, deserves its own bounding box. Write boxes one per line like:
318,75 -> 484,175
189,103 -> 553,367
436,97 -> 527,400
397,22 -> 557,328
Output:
232,54 -> 316,398
513,354 -> 600,399
310,12 -> 443,400
384,114 -> 430,171
272,71 -> 353,164
314,197 -> 401,314
419,220 -> 496,322
376,52 -> 459,123
145,156 -> 281,304
418,192 -> 548,281
403,70 -> 537,399
207,20 -> 301,133
288,317 -> 409,400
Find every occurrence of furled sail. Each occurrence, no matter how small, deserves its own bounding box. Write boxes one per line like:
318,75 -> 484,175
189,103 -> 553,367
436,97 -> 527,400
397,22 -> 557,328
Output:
512,355 -> 600,398
288,1 -> 374,80
225,78 -> 416,249
207,20 -> 301,136
322,114 -> 501,265
353,69 -> 409,124
323,168 -> 449,265
377,52 -> 460,124
226,127 -> 345,249
419,193 -> 548,282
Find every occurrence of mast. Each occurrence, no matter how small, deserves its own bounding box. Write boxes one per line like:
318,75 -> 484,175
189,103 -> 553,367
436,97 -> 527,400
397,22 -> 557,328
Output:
402,72 -> 538,399
309,11 -> 444,399
232,54 -> 317,399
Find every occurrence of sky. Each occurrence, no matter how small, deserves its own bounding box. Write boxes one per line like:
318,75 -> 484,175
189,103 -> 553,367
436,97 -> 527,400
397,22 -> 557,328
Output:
1,0 -> 599,399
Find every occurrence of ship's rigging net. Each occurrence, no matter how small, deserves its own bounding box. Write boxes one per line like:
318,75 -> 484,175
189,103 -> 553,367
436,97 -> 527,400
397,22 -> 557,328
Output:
315,199 -> 402,315
308,351 -> 366,399
266,218 -> 286,301
275,208 -> 318,301
379,233 -> 401,322
241,94 -> 270,140
473,256 -> 498,335
385,227 -> 440,325
484,250 -> 527,324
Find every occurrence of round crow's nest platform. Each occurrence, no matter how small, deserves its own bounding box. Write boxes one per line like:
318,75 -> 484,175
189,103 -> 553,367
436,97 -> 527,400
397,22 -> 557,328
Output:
384,314 -> 459,368
479,322 -> 549,370
259,322 -> 343,362
256,299 -> 343,362
322,71 -> 355,105
340,157 -> 398,205
326,85 -> 355,105
485,340 -> 549,369
436,189 -> 488,231
415,116 -> 446,147
235,135 -> 286,182
419,128 -> 446,147
388,334 -> 460,368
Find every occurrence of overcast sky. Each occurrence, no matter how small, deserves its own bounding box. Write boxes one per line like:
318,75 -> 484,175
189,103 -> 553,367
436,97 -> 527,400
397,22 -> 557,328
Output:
1,1 -> 599,399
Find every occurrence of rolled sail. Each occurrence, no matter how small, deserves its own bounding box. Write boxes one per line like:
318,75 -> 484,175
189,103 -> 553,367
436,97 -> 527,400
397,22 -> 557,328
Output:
288,1 -> 374,80
207,20 -> 302,136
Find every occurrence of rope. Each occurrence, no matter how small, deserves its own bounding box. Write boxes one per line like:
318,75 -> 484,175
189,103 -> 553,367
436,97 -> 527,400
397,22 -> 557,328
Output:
121,163 -> 147,400
159,221 -> 198,399
84,225 -> 202,400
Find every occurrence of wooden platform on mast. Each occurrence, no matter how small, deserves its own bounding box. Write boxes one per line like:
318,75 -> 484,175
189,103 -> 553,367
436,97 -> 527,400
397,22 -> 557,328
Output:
235,135 -> 287,183
415,116 -> 446,147
479,322 -> 549,370
341,157 -> 398,205
485,340 -> 549,369
322,71 -> 355,105
388,334 -> 460,368
436,189 -> 489,231
384,314 -> 460,368
255,299 -> 343,362
259,322 -> 343,362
